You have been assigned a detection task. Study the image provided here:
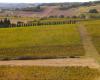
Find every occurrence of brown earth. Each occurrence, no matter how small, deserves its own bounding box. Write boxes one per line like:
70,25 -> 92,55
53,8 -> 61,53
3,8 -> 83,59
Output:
0,58 -> 99,68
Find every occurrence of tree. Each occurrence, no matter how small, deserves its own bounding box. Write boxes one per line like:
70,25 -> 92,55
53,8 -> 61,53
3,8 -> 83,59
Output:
59,15 -> 64,18
72,16 -> 77,19
89,9 -> 99,13
80,14 -> 86,19
36,6 -> 41,9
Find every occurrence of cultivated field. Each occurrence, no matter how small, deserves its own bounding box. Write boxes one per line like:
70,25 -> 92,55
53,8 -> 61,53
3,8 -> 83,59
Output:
0,24 -> 84,59
0,66 -> 99,80
0,1 -> 100,80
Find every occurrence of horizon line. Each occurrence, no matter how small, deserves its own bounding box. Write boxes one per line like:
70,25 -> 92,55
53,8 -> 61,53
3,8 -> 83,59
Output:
0,1 -> 96,4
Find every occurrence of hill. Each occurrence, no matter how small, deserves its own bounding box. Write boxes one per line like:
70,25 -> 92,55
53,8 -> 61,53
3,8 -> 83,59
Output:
0,1 -> 100,17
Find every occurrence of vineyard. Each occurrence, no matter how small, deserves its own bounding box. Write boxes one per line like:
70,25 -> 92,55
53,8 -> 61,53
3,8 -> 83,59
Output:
0,24 -> 84,60
0,1 -> 100,80
0,18 -> 99,80
0,66 -> 99,80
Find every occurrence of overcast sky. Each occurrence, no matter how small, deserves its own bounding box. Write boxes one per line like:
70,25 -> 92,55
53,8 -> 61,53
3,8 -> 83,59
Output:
0,0 -> 96,3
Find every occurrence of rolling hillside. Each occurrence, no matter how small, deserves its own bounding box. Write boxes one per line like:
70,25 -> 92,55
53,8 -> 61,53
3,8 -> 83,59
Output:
0,1 -> 100,17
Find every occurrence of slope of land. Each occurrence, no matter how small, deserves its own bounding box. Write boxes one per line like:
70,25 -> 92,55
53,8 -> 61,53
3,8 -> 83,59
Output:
0,3 -> 100,17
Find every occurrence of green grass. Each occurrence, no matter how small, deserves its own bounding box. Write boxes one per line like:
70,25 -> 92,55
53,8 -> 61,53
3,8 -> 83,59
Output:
0,24 -> 84,59
0,66 -> 99,80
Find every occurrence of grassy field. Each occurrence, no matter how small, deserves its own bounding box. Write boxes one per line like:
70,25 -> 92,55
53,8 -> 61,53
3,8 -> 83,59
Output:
0,24 -> 84,59
0,66 -> 99,80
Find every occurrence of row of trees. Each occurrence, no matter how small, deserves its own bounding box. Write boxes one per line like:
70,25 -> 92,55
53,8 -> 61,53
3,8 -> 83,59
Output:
0,18 -> 79,28
11,20 -> 78,27
17,6 -> 44,12
0,18 -> 11,28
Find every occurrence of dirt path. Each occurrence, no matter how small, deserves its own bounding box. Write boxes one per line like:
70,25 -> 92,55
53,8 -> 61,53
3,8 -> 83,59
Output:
78,24 -> 100,62
0,58 -> 99,68
78,24 -> 100,80
0,24 -> 99,69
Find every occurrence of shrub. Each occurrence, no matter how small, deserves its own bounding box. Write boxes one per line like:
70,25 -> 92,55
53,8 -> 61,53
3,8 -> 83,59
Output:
89,9 -> 99,13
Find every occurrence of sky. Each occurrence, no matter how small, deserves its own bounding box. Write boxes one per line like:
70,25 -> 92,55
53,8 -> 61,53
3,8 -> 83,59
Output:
0,0 -> 96,3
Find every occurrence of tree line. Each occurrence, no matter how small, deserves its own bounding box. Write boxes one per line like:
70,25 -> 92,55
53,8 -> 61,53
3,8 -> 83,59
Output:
11,20 -> 78,27
0,18 -> 11,28
0,18 -> 79,28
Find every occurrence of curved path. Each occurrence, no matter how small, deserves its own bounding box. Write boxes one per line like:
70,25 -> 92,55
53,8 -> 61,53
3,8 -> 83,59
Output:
78,24 -> 100,80
78,24 -> 100,63
0,24 -> 99,70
